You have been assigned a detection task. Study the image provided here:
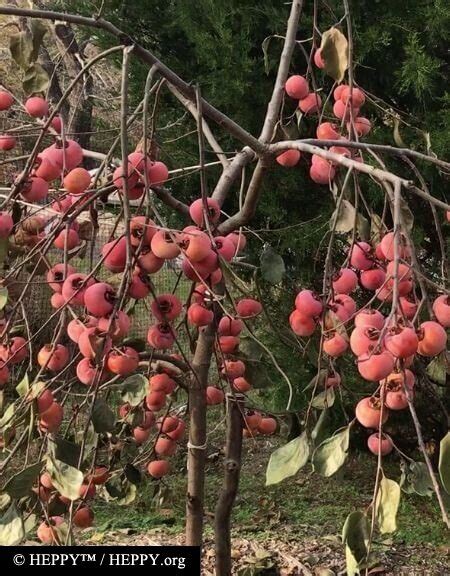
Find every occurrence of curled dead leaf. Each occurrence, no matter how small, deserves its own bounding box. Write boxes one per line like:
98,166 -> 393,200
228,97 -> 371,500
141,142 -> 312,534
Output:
320,28 -> 348,82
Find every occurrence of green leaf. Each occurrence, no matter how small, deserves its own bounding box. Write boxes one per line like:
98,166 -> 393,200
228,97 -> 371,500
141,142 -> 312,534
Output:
342,511 -> 369,576
9,31 -> 33,70
117,482 -> 136,505
345,545 -> 360,576
426,356 -> 446,385
121,374 -> 148,407
27,380 -> 46,400
266,431 -> 309,486
0,286 -> 8,311
311,408 -> 332,448
104,476 -> 125,499
47,495 -> 68,517
0,503 -> 24,546
320,27 -> 349,83
92,398 -> 116,433
261,35 -> 274,75
409,462 -> 433,496
75,423 -> 98,461
280,119 -> 300,140
122,337 -> 146,352
46,454 -> 83,501
376,477 -> 401,534
295,108 -> 303,130
260,245 -> 285,285
400,460 -> 433,496
399,462 -> 414,494
312,426 -> 350,477
53,521 -> 69,545
439,432 -> 450,494
15,373 -> 30,397
23,513 -> 37,535
3,461 -> 43,498
124,463 -> 142,486
240,339 -> 268,388
0,403 -> 14,430
287,413 -> 302,442
52,436 -> 82,468
104,477 -> 136,505
311,387 -> 335,410
23,63 -> 50,95
302,370 -> 327,393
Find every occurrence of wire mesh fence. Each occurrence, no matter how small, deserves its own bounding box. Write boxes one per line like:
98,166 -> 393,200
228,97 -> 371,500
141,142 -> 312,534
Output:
16,209 -> 191,352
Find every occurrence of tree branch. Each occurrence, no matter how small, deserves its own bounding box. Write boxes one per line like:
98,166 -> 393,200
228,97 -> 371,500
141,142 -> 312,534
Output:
167,83 -> 229,169
214,393 -> 245,576
269,141 -> 410,186
300,138 -> 450,172
212,147 -> 255,205
218,160 -> 269,234
214,0 -> 303,224
259,0 -> 303,142
0,5 -> 266,154
404,381 -> 450,529
151,185 -> 190,216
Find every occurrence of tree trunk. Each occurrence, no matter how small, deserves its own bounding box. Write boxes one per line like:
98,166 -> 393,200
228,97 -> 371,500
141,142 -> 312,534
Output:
185,323 -> 215,546
39,45 -> 70,123
214,393 -> 245,576
53,22 -> 94,155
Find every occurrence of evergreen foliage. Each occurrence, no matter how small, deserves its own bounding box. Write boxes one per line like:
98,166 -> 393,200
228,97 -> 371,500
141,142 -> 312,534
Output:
50,0 -> 449,408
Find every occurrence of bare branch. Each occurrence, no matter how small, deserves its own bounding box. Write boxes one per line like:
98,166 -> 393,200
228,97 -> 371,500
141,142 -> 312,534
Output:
214,0 -> 304,226
260,0 -> 303,142
270,140 -> 411,187
404,381 -> 450,529
167,84 -> 229,169
300,138 -> 450,172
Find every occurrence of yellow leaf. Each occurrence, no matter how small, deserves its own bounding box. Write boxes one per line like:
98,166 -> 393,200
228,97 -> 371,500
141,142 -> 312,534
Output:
320,28 -> 348,82
393,117 -> 406,148
376,477 -> 400,534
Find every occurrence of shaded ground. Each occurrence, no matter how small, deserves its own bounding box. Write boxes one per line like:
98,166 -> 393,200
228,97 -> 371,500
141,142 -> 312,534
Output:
85,438 -> 450,575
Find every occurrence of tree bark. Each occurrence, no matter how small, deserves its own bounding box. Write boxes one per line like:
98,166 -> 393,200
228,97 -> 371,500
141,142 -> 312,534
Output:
214,393 -> 245,576
39,45 -> 71,123
52,22 -> 94,154
185,323 -> 215,546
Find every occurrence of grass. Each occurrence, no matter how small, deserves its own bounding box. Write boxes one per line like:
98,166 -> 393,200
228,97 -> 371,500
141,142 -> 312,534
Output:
92,438 -> 449,554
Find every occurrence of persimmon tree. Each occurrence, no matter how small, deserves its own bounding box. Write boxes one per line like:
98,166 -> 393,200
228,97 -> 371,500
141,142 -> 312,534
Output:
0,2 -> 448,575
